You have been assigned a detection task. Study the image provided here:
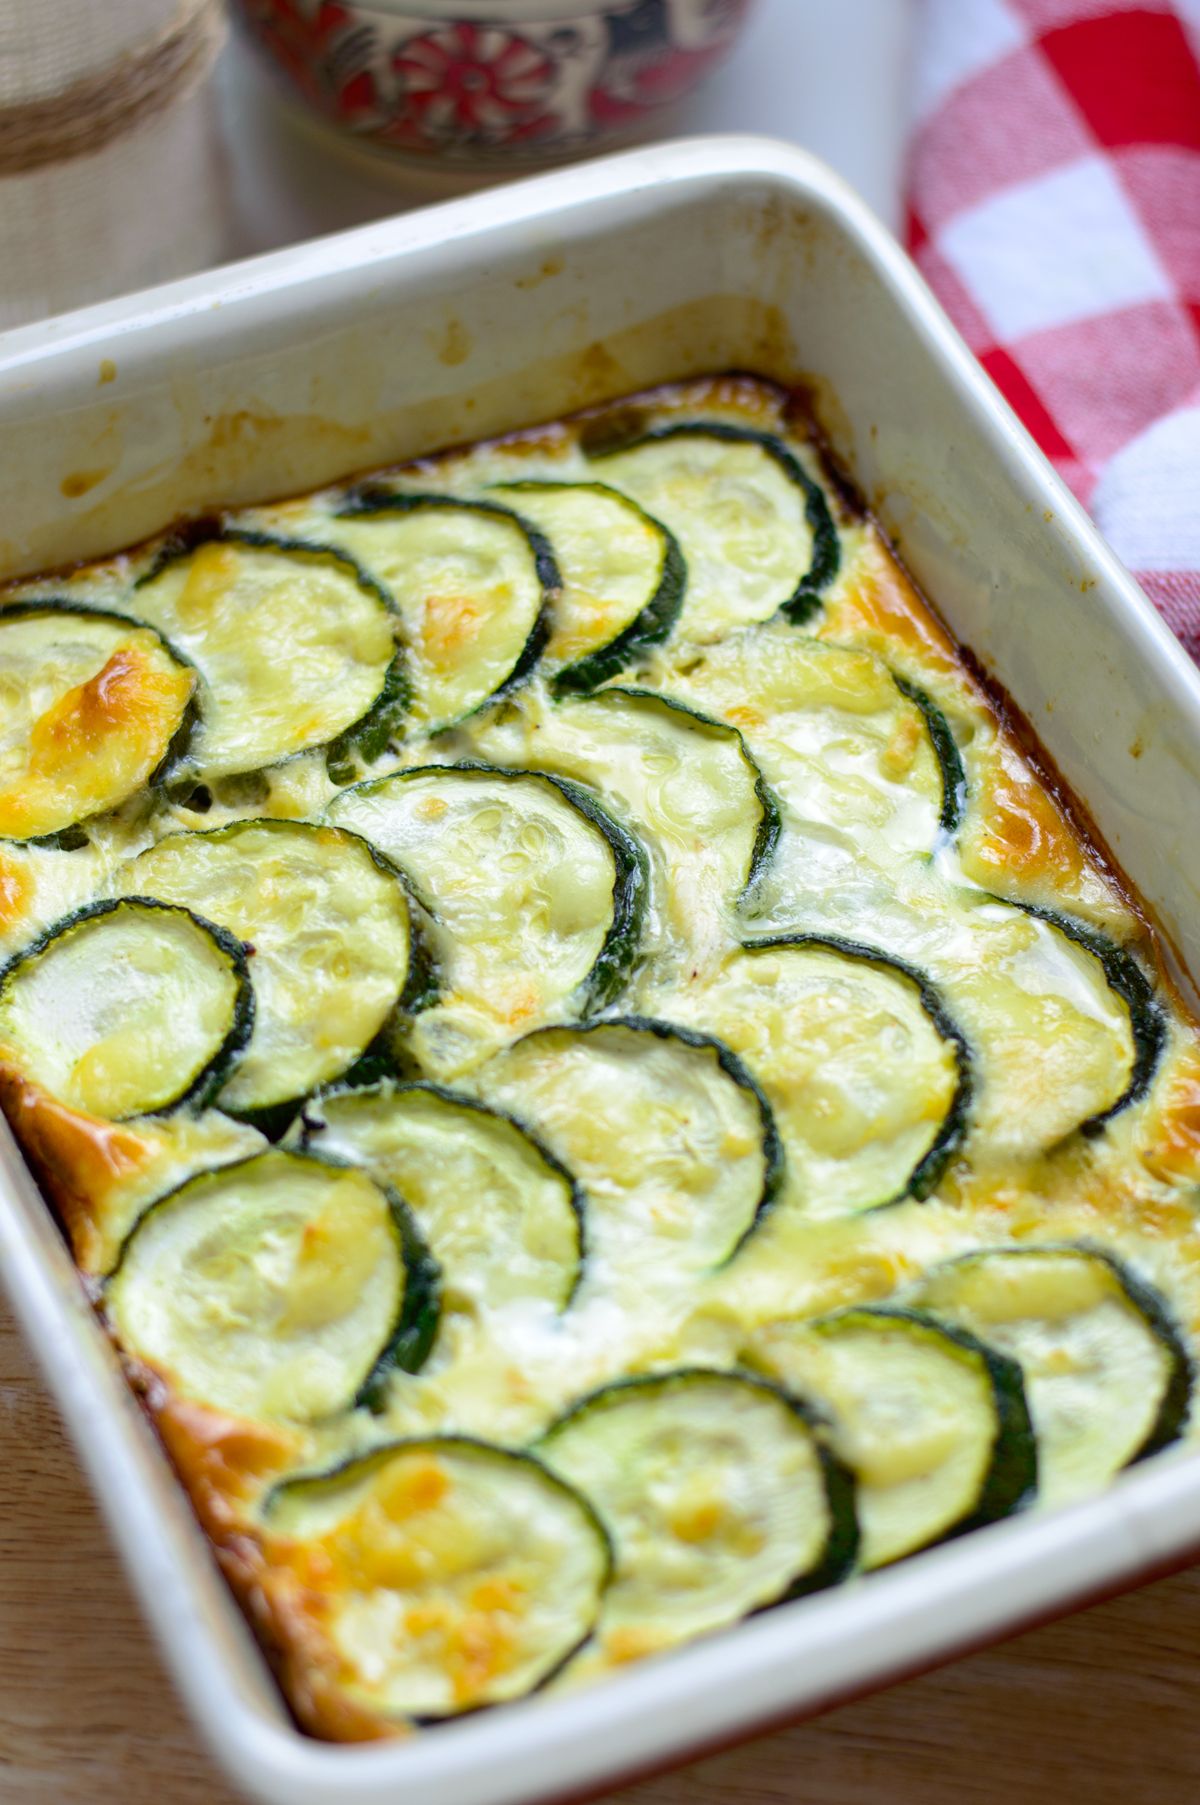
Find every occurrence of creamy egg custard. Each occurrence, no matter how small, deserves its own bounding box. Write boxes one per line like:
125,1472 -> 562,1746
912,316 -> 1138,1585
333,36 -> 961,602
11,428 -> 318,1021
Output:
2,376 -> 1199,1740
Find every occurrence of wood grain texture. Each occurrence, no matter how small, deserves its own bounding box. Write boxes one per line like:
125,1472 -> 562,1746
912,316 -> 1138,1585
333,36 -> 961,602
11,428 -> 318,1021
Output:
3,1290 -> 1200,1805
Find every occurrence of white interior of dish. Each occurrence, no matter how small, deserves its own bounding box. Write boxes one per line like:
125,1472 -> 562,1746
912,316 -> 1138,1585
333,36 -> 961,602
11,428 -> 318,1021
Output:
1,138 -> 1200,1805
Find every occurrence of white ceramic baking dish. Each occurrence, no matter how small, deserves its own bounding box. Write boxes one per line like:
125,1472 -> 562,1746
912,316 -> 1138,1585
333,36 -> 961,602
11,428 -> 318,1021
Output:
2,136 -> 1200,1805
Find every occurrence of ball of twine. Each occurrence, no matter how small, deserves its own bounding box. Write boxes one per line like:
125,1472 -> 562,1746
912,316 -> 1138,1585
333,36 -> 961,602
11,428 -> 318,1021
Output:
0,0 -> 226,176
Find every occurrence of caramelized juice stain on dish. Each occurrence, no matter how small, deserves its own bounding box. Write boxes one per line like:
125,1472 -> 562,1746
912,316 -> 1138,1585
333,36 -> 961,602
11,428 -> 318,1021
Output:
515,255 -> 565,293
60,467 -> 112,500
432,318 -> 472,369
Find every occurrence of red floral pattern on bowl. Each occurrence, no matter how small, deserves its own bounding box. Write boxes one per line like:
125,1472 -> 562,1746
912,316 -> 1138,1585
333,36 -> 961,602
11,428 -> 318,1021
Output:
233,0 -> 755,166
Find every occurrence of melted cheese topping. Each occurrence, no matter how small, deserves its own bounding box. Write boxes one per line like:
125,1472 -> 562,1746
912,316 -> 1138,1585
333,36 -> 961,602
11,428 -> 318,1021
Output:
590,434 -> 815,641
651,627 -> 944,866
0,611 -> 193,839
752,1314 -> 999,1569
541,1376 -> 830,1654
473,1023 -> 770,1278
0,902 -> 242,1118
329,769 -> 620,1077
658,943 -> 960,1218
124,822 -> 411,1114
300,1084 -> 581,1316
0,840 -> 116,960
915,1251 -> 1177,1506
132,541 -> 396,779
489,482 -> 668,669
108,1153 -> 404,1422
4,375 -> 1200,1739
248,501 -> 546,732
265,1443 -> 608,1716
471,687 -> 766,967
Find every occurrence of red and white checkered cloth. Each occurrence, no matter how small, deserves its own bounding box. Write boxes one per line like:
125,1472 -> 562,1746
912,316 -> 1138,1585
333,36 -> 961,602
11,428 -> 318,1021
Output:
907,0 -> 1200,663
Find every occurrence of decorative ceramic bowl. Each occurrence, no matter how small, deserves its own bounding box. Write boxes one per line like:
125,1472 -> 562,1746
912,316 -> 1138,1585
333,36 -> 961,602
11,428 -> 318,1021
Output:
232,0 -> 756,170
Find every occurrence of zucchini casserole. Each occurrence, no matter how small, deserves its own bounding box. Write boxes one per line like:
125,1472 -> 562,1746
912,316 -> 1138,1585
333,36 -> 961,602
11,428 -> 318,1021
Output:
2,375 -> 1199,1739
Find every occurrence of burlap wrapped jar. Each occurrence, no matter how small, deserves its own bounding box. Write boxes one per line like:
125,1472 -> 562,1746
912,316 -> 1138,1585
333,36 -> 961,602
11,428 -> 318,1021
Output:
0,0 -> 228,328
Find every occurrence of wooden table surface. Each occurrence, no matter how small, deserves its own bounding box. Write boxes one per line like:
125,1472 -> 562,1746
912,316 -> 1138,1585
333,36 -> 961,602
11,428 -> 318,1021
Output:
4,1295 -> 1200,1805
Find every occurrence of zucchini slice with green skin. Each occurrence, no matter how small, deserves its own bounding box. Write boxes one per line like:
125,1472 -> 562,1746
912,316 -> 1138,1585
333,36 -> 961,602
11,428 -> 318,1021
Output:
936,896 -> 1153,1160
660,935 -> 970,1218
0,602 -> 196,842
1009,901 -> 1165,1138
749,1307 -> 1035,1570
297,1079 -> 584,1313
891,675 -> 967,837
262,1436 -> 612,1720
106,1149 -> 440,1424
123,820 -> 415,1127
588,423 -> 838,641
327,764 -> 648,1079
328,492 -> 556,733
911,1244 -> 1192,1509
131,530 -> 404,781
640,628 -> 947,901
486,481 -> 684,695
0,836 -> 127,966
471,1018 -> 781,1274
471,685 -> 780,948
0,897 -> 252,1119
538,1370 -> 856,1658
81,1110 -> 271,1282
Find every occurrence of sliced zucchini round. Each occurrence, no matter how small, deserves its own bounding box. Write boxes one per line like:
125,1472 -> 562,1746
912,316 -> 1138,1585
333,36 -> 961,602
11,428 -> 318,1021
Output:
911,1245 -> 1192,1508
0,897 -> 252,1119
297,1080 -> 584,1313
588,424 -> 838,641
123,820 -> 414,1125
891,675 -> 967,837
1014,902 -> 1164,1139
328,764 -> 647,1078
131,531 -> 403,780
471,686 -> 779,949
83,1109 -> 272,1282
538,1370 -> 856,1657
664,935 -> 969,1218
750,1307 -> 1035,1569
476,1025 -> 775,1277
643,629 -> 947,887
106,1150 -> 440,1422
0,835 -> 124,964
472,1018 -> 781,1274
486,481 -> 684,695
329,493 -> 555,732
940,897 -> 1156,1158
263,1437 -> 611,1719
0,602 -> 195,842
